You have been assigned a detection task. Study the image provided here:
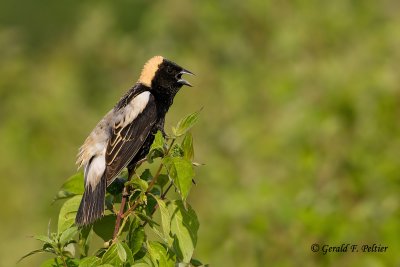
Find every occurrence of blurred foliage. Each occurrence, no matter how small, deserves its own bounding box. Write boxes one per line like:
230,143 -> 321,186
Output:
1,0 -> 399,266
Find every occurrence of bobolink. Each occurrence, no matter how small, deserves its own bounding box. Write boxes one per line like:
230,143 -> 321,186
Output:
75,56 -> 193,226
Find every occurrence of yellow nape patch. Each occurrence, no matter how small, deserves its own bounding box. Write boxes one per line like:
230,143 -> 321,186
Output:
138,55 -> 164,87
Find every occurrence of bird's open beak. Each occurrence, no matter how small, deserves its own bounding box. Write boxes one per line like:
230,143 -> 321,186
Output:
177,69 -> 195,87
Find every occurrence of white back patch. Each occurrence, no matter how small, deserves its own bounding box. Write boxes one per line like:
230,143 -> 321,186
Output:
116,91 -> 151,128
138,56 -> 164,87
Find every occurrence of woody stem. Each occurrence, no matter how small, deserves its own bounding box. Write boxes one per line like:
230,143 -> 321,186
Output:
112,186 -> 129,240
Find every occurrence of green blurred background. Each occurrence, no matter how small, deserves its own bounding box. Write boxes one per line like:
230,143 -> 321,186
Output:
1,0 -> 400,266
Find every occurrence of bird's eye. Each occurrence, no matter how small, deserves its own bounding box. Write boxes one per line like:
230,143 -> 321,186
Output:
166,67 -> 173,74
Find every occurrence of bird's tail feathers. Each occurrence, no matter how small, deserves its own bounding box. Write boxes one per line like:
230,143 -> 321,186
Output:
75,175 -> 106,226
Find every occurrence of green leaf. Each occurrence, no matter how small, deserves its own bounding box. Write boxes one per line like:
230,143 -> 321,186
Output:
58,195 -> 82,233
128,220 -> 146,256
190,258 -> 208,266
93,214 -> 117,242
181,132 -> 194,160
148,223 -> 166,243
137,212 -> 159,227
132,254 -> 154,267
59,226 -> 78,247
116,242 -> 127,262
152,131 -> 165,150
156,174 -> 169,189
55,172 -> 84,201
152,196 -> 171,242
168,200 -> 199,263
120,242 -> 134,264
33,234 -> 53,244
127,175 -> 148,192
172,110 -> 201,137
140,169 -> 153,182
101,242 -> 123,265
78,256 -> 101,267
78,226 -> 92,257
147,241 -> 175,267
101,241 -> 132,265
163,157 -> 195,201
144,197 -> 157,219
64,243 -> 77,259
147,131 -> 165,162
18,249 -> 48,263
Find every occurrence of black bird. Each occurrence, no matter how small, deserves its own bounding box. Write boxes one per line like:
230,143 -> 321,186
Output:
75,56 -> 193,226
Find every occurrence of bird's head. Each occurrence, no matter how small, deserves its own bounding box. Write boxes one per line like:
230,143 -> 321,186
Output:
138,56 -> 194,94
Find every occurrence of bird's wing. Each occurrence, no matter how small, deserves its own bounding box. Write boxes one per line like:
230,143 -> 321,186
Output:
105,91 -> 157,185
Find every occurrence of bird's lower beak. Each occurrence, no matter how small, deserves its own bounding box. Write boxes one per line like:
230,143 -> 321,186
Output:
177,69 -> 195,87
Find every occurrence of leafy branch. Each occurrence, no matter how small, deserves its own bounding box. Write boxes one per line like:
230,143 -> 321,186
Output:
20,110 -> 207,267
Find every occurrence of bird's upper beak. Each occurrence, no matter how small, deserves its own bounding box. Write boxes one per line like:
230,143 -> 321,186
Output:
177,69 -> 195,87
